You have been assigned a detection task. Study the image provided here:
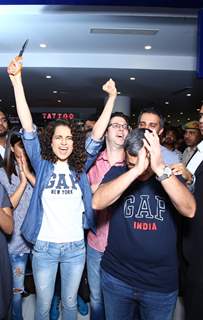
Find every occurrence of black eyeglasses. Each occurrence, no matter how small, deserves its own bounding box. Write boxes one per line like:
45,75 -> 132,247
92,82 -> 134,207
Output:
108,123 -> 129,130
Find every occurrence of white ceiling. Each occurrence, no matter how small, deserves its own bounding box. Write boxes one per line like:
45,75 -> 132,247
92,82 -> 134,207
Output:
0,4 -> 202,125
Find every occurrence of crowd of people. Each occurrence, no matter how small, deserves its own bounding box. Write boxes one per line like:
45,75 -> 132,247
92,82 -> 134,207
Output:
0,56 -> 203,320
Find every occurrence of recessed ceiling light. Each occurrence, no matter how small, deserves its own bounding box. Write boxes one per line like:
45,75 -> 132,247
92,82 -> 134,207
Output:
57,99 -> 61,103
117,91 -> 121,95
177,119 -> 180,122
11,105 -> 15,108
165,101 -> 169,105
197,108 -> 200,111
40,43 -> 47,48
180,112 -> 183,115
0,99 -> 2,102
187,118 -> 191,121
46,75 -> 52,79
144,45 -> 152,50
167,115 -> 171,118
186,93 -> 191,97
53,90 -> 58,94
130,77 -> 135,81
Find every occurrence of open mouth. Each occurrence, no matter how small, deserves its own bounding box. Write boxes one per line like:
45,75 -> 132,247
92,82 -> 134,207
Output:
58,147 -> 69,154
116,134 -> 124,139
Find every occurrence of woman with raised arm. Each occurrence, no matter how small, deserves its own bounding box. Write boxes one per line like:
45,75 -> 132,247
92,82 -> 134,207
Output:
8,57 -> 117,320
0,130 -> 35,320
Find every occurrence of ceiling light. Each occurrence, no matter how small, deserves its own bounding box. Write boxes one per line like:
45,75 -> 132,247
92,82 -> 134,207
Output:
46,75 -> 52,79
187,118 -> 191,121
0,99 -> 2,102
130,77 -> 135,81
180,112 -> 183,115
40,43 -> 47,48
165,101 -> 169,105
197,108 -> 200,111
57,99 -> 61,103
144,45 -> 152,50
53,90 -> 58,94
167,115 -> 171,118
186,93 -> 191,97
117,92 -> 121,95
177,119 -> 180,122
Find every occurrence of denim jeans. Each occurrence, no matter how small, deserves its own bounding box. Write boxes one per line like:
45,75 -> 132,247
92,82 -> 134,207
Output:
32,239 -> 85,320
101,269 -> 178,320
86,244 -> 105,320
9,253 -> 29,320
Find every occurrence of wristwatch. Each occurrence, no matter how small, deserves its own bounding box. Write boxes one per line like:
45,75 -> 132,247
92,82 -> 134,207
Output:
156,166 -> 172,182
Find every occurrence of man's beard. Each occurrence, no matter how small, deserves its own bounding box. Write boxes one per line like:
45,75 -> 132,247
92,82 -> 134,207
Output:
0,130 -> 7,138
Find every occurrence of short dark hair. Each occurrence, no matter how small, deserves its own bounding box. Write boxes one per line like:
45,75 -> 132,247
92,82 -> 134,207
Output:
124,128 -> 146,156
0,106 -> 10,128
109,112 -> 129,125
137,107 -> 165,129
85,114 -> 97,122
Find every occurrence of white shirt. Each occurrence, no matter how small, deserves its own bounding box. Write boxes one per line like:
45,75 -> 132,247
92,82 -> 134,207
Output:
0,145 -> 5,158
187,141 -> 203,174
38,162 -> 84,243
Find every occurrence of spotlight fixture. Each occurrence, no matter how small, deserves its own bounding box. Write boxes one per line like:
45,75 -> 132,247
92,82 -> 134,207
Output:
144,45 -> 152,50
40,43 -> 47,48
46,75 -> 52,79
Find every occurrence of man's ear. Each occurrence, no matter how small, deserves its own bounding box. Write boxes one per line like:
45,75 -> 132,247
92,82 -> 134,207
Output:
158,128 -> 164,136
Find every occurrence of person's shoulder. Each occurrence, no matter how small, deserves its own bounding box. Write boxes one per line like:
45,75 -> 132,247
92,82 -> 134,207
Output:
102,165 -> 127,184
0,182 -> 8,202
161,145 -> 179,164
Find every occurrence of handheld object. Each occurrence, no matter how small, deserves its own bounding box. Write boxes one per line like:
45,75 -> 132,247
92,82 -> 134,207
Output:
8,39 -> 29,76
18,39 -> 29,57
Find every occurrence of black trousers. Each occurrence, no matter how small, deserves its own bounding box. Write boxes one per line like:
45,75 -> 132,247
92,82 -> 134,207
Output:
183,262 -> 203,320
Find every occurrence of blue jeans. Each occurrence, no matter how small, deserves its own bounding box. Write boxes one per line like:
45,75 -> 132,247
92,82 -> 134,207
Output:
87,244 -> 105,320
9,253 -> 29,320
101,269 -> 178,320
32,239 -> 85,320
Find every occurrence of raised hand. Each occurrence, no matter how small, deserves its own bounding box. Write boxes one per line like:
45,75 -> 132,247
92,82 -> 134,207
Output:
7,57 -> 22,81
16,156 -> 27,185
171,163 -> 193,184
102,78 -> 117,97
133,146 -> 150,177
143,129 -> 165,175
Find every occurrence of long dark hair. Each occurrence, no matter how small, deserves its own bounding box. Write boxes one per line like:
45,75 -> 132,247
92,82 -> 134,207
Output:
4,129 -> 32,183
40,119 -> 86,173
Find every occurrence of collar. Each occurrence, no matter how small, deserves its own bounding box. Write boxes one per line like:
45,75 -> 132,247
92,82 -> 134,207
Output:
197,140 -> 203,152
97,149 -> 125,165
